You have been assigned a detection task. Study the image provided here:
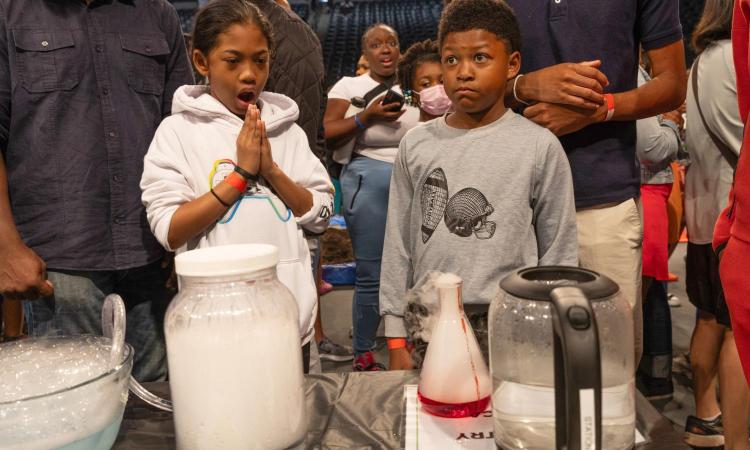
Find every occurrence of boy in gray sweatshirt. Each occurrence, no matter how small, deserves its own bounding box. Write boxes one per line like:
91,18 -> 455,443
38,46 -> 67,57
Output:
380,0 -> 578,370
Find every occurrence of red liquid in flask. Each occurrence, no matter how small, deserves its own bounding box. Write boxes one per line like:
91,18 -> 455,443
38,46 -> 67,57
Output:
417,390 -> 491,418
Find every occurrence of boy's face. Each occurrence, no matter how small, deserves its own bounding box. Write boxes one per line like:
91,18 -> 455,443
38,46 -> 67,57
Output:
441,30 -> 520,117
193,22 -> 270,117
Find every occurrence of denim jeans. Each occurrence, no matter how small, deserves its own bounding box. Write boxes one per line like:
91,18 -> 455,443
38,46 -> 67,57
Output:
24,261 -> 172,382
341,155 -> 392,354
639,280 -> 672,379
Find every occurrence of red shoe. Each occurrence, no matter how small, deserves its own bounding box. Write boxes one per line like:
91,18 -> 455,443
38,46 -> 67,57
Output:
318,280 -> 334,296
352,351 -> 386,371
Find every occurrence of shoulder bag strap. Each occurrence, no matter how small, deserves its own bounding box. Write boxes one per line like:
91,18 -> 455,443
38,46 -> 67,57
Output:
692,52 -> 739,169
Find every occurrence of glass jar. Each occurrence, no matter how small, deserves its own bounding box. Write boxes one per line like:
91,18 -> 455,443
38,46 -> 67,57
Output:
166,244 -> 307,450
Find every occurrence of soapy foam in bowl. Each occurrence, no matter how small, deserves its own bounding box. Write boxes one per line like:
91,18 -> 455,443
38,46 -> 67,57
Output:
0,336 -> 132,450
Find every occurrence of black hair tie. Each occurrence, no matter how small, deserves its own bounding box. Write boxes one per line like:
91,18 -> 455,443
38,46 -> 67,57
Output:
210,188 -> 232,208
234,164 -> 259,182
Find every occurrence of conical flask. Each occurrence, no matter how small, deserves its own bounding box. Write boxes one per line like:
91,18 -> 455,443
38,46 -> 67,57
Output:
417,273 -> 492,418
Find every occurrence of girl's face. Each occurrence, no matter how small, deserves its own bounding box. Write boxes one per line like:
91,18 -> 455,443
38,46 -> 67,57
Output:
363,26 -> 400,80
193,21 -> 270,117
411,60 -> 443,97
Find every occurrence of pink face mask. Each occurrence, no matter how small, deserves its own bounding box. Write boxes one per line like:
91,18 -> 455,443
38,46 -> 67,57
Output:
418,84 -> 452,116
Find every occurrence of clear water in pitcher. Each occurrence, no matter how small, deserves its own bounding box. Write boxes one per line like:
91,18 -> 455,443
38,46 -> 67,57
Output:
492,379 -> 635,450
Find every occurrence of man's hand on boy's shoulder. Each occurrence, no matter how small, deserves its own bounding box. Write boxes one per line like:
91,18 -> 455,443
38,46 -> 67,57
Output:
517,61 -> 609,110
524,102 -> 607,137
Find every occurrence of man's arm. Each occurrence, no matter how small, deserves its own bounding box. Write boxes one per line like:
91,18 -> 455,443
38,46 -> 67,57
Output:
0,5 -> 54,300
524,40 -> 687,137
611,42 -> 687,121
0,159 -> 54,300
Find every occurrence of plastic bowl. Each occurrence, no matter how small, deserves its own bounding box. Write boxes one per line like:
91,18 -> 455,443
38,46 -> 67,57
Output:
0,336 -> 133,450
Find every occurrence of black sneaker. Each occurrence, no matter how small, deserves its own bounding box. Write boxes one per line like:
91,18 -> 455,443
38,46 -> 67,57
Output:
317,337 -> 353,362
684,414 -> 725,448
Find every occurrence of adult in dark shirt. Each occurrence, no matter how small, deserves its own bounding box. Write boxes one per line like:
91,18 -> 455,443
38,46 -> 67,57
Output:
503,0 -> 687,361
0,0 -> 194,381
249,0 -> 352,366
253,0 -> 327,161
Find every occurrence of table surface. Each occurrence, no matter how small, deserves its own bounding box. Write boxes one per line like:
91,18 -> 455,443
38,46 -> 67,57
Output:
114,371 -> 687,449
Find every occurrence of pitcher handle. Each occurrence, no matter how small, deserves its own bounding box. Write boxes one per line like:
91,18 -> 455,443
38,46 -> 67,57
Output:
549,287 -> 602,450
102,294 -> 173,412
128,376 -> 173,412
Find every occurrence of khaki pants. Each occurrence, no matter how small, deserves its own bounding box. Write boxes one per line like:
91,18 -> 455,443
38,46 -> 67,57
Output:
577,198 -> 643,362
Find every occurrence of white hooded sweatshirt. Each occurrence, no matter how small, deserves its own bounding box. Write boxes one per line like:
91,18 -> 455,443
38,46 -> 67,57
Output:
141,85 -> 334,343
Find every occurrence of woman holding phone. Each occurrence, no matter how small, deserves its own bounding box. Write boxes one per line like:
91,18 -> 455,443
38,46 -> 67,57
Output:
323,23 -> 419,371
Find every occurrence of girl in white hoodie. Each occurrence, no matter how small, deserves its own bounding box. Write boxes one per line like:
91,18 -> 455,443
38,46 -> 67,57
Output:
140,0 -> 334,364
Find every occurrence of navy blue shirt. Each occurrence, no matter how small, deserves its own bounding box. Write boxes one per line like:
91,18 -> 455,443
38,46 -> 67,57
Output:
0,0 -> 194,270
508,0 -> 682,208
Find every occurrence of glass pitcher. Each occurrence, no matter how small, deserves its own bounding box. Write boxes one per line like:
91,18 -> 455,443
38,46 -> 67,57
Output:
489,267 -> 634,450
133,244 -> 307,450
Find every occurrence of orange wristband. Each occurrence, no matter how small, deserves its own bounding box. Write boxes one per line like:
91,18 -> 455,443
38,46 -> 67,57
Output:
603,93 -> 615,122
224,172 -> 248,193
387,338 -> 407,350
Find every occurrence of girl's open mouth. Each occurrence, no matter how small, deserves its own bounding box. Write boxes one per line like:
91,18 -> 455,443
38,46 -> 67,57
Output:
238,91 -> 255,103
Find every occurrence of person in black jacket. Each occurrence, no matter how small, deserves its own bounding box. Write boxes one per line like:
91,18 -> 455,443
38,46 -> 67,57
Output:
252,0 -> 353,366
253,0 -> 326,161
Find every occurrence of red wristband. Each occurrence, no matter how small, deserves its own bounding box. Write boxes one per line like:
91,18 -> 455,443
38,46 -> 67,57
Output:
603,93 -> 615,122
387,338 -> 407,350
224,172 -> 248,193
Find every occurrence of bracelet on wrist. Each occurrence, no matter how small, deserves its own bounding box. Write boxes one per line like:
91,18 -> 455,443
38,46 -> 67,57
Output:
210,188 -> 232,208
354,113 -> 366,130
513,74 -> 530,106
234,164 -> 258,182
603,93 -> 615,122
387,338 -> 407,350
224,172 -> 248,193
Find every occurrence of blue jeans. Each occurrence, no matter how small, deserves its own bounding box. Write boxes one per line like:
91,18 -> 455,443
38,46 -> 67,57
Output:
639,280 -> 672,379
24,261 -> 172,381
341,155 -> 392,354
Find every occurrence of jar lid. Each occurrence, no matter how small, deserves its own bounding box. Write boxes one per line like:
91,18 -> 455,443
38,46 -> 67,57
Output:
175,244 -> 279,277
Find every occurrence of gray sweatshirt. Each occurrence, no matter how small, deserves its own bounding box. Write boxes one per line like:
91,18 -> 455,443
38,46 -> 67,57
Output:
380,111 -> 579,337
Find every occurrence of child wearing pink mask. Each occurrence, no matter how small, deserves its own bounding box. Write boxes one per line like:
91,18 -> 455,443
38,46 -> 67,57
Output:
398,40 -> 452,121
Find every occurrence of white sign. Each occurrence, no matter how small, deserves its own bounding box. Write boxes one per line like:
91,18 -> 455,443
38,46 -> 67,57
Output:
404,385 -> 495,450
404,385 -> 647,449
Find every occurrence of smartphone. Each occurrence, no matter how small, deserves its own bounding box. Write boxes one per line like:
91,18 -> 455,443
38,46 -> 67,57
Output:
382,89 -> 405,110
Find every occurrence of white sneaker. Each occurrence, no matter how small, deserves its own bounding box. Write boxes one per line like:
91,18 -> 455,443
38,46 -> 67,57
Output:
667,293 -> 681,307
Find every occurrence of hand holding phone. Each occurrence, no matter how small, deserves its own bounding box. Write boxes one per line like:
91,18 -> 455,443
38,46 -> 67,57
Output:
382,89 -> 405,110
360,91 -> 407,125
